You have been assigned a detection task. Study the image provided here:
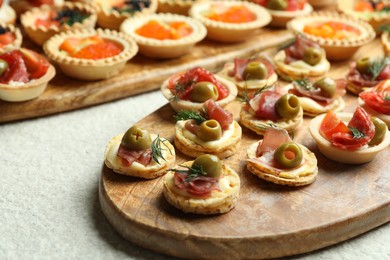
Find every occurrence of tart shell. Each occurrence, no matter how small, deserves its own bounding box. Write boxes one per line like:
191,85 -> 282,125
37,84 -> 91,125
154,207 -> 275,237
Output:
382,31 -> 390,57
0,65 -> 56,102
287,11 -> 376,61
0,23 -> 22,54
120,13 -> 206,59
43,28 -> 138,81
163,161 -> 240,214
309,112 -> 390,164
189,0 -> 271,43
21,2 -> 97,46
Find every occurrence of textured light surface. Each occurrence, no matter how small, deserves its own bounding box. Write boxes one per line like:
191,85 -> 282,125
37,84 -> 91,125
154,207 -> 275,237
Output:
0,90 -> 389,259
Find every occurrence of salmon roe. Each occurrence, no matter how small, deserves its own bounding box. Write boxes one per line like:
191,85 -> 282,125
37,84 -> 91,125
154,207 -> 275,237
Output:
303,21 -> 361,40
204,5 -> 257,23
135,20 -> 193,40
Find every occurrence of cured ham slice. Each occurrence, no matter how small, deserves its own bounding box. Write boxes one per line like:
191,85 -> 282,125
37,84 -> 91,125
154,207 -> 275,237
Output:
117,145 -> 152,167
347,60 -> 390,89
249,91 -> 281,121
230,57 -> 275,81
359,81 -> 390,115
256,127 -> 291,156
203,99 -> 233,130
174,172 -> 220,198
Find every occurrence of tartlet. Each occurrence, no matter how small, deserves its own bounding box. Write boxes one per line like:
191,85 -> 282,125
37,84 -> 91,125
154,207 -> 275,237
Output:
358,80 -> 390,127
0,23 -> 22,54
189,0 -> 271,42
274,35 -> 330,80
21,1 -> 97,46
248,0 -> 313,28
287,11 -> 376,61
382,31 -> 390,56
95,0 -> 158,31
157,0 -> 204,15
309,108 -> 390,164
43,28 -> 138,80
217,56 -> 278,95
120,13 -> 206,59
338,0 -> 390,34
161,66 -> 238,112
247,127 -> 318,186
0,48 -> 56,102
163,155 -> 240,214
0,2 -> 16,24
10,0 -> 64,17
104,126 -> 175,179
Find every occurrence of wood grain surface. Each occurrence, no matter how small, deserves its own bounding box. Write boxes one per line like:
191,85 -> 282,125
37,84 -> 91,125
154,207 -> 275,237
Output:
99,39 -> 390,259
0,29 -> 293,123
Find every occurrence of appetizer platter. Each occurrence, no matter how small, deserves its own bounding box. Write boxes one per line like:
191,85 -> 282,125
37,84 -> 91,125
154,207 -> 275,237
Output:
99,38 -> 390,258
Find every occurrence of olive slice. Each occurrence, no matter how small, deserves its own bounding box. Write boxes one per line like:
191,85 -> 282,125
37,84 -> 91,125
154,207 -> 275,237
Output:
303,47 -> 323,66
196,119 -> 222,141
274,142 -> 303,168
369,117 -> 387,145
275,94 -> 300,119
192,154 -> 222,178
121,126 -> 152,151
242,62 -> 268,80
313,77 -> 336,98
189,81 -> 218,103
267,0 -> 288,10
356,57 -> 372,75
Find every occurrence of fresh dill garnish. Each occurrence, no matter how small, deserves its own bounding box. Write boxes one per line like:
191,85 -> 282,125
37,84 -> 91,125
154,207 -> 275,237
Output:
293,78 -> 312,90
256,123 -> 278,132
379,24 -> 390,34
170,164 -> 205,182
174,110 -> 207,124
369,57 -> 389,80
348,127 -> 366,139
237,84 -> 272,104
381,6 -> 390,12
277,37 -> 296,51
171,79 -> 196,101
151,135 -> 172,164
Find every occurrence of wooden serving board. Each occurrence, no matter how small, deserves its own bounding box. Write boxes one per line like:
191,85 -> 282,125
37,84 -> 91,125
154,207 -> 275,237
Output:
0,29 -> 293,123
99,39 -> 390,259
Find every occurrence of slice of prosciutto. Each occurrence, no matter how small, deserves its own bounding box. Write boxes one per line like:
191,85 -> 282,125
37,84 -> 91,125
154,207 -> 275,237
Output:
174,172 -> 220,198
229,57 -> 275,81
117,145 -> 152,167
347,60 -> 390,89
359,80 -> 390,115
203,98 -> 233,130
249,90 -> 281,121
284,35 -> 320,64
289,79 -> 347,105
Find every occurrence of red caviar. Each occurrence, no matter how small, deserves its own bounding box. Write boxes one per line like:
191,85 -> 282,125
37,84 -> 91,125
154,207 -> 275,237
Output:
204,5 -> 256,23
135,20 -> 193,40
303,21 -> 361,40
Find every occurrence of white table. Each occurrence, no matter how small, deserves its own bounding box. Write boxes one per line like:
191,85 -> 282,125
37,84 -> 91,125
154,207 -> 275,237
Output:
1,90 -> 389,259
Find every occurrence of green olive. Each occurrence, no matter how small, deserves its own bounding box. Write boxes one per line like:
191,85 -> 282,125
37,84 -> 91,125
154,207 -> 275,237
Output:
189,81 -> 219,102
192,154 -> 222,178
121,126 -> 152,151
356,57 -> 372,75
303,47 -> 323,66
274,142 -> 303,168
196,119 -> 222,141
369,117 -> 387,145
313,77 -> 336,98
267,0 -> 288,10
0,59 -> 9,76
275,94 -> 300,119
242,61 -> 268,80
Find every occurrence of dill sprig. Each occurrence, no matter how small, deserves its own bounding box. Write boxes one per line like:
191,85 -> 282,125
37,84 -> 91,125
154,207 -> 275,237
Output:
348,127 -> 366,139
151,135 -> 172,164
379,24 -> 390,34
171,79 -> 195,101
256,123 -> 278,132
237,84 -> 272,104
369,57 -> 390,80
293,78 -> 312,90
171,164 -> 205,182
174,110 -> 207,124
277,37 -> 296,51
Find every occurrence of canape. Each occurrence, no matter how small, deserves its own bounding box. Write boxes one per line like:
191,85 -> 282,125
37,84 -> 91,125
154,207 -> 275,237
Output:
163,154 -> 240,214
161,66 -> 238,112
240,87 -> 303,135
0,48 -> 55,102
174,98 -> 242,159
217,56 -> 278,95
120,13 -> 206,58
358,80 -> 390,127
248,0 -> 313,28
287,77 -> 346,117
287,11 -> 376,61
95,0 -> 158,31
21,1 -> 97,46
189,0 -> 271,42
247,127 -> 318,186
43,28 -> 138,80
104,125 -> 175,179
346,56 -> 389,95
309,107 -> 390,164
0,23 -> 22,54
10,0 -> 64,17
274,34 -> 330,80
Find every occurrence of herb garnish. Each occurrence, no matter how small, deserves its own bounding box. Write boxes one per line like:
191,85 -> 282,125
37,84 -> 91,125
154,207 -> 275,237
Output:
55,10 -> 87,26
171,79 -> 195,101
237,84 -> 272,104
255,123 -> 278,132
349,127 -> 366,139
277,37 -> 296,51
369,57 -> 390,80
171,164 -> 205,182
151,135 -> 172,164
174,110 -> 207,124
293,78 -> 312,90
384,96 -> 390,101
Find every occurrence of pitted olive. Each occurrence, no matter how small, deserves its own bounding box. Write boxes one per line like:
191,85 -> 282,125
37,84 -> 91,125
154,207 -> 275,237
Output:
274,142 -> 303,168
121,126 -> 152,151
192,154 -> 222,178
369,117 -> 387,145
275,94 -> 300,119
356,57 -> 372,75
189,81 -> 219,102
303,47 -> 322,66
242,61 -> 268,80
196,119 -> 222,141
313,77 -> 336,98
267,0 -> 288,10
